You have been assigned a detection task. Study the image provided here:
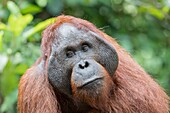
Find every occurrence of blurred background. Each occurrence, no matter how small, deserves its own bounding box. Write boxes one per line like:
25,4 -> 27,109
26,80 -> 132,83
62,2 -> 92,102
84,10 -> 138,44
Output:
0,0 -> 169,113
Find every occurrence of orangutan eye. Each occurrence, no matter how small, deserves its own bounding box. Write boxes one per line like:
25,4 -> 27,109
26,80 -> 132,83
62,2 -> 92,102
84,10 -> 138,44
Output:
82,43 -> 90,52
66,50 -> 75,58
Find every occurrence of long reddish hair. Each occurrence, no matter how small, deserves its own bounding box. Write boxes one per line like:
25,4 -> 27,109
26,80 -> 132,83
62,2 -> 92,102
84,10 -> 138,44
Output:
18,15 -> 169,113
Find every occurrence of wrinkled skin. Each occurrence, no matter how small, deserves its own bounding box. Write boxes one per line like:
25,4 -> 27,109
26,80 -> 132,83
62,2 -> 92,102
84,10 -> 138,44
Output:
48,23 -> 118,113
18,16 -> 169,113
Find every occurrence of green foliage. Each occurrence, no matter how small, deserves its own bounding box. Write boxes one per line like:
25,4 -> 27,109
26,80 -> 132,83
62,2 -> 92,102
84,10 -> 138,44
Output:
22,17 -> 55,41
0,1 -> 55,112
0,89 -> 18,113
0,0 -> 169,113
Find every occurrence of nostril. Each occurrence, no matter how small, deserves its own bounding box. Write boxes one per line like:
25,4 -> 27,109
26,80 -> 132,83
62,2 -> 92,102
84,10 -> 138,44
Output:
78,61 -> 89,69
79,64 -> 84,69
84,61 -> 89,68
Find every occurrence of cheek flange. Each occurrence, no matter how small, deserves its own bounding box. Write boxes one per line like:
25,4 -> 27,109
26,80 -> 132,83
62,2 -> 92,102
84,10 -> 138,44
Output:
47,54 -> 72,95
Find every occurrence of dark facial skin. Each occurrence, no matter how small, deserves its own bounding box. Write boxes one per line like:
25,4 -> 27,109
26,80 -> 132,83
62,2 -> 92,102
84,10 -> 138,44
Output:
47,23 -> 118,112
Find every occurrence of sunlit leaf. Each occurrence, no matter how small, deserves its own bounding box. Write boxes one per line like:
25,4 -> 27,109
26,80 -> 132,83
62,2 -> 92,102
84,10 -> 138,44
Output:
8,14 -> 33,36
0,22 -> 7,30
162,6 -> 169,13
148,7 -> 164,20
7,1 -> 20,16
21,4 -> 42,14
139,5 -> 165,20
22,17 -> 55,41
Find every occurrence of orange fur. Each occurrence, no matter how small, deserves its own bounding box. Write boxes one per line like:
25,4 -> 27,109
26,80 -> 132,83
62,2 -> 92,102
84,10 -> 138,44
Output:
18,15 -> 169,113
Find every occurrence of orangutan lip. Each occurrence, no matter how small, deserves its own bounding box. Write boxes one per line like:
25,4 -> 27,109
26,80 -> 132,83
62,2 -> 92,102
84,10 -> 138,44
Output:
78,77 -> 104,89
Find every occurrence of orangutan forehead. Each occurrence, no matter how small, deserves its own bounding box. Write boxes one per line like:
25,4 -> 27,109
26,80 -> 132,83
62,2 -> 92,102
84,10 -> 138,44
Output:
57,23 -> 78,37
54,23 -> 96,44
57,23 -> 85,39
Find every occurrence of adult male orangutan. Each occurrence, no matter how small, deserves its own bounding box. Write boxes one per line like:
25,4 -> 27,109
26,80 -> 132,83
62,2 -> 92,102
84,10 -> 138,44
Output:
18,15 -> 169,113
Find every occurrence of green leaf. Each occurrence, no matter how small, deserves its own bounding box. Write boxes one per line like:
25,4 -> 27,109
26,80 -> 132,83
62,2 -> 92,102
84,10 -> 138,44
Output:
36,0 -> 47,7
0,54 -> 8,72
8,14 -> 33,36
22,17 -> 55,41
0,22 -> 7,30
15,64 -> 28,74
0,89 -> 18,112
7,1 -> 20,16
0,60 -> 18,97
148,7 -> 164,20
162,6 -> 169,13
21,4 -> 42,14
0,31 -> 4,51
139,5 -> 165,20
